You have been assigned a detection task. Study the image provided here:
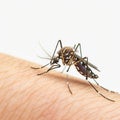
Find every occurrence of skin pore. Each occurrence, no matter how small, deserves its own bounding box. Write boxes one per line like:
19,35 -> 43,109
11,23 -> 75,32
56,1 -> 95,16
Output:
0,53 -> 120,120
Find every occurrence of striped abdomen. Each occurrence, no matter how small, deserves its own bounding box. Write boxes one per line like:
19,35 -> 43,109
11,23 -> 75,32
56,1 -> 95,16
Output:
74,61 -> 98,79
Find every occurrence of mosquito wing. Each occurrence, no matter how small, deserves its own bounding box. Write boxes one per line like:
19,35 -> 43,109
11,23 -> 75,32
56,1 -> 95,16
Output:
87,61 -> 100,72
75,54 -> 100,72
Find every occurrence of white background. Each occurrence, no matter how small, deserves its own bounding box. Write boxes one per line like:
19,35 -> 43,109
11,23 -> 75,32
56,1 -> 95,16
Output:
0,0 -> 120,92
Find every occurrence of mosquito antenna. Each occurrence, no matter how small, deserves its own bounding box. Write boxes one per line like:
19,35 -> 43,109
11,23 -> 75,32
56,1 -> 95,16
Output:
39,42 -> 52,58
37,55 -> 51,60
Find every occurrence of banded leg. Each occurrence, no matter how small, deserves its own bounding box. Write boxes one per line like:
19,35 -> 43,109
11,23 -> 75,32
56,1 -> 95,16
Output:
87,81 -> 115,102
66,66 -> 73,94
31,63 -> 50,69
58,63 -> 75,94
61,66 -> 67,73
93,79 -> 115,93
66,74 -> 73,94
82,57 -> 115,102
83,57 -> 115,93
31,66 -> 40,69
37,64 -> 61,75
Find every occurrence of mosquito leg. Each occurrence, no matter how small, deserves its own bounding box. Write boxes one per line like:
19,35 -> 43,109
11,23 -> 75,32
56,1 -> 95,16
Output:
82,56 -> 100,89
66,61 -> 80,94
82,57 -> 115,102
74,43 -> 82,57
37,64 -> 61,75
87,80 -> 115,102
66,65 -> 72,72
66,76 -> 73,94
50,40 -> 63,64
93,79 -> 115,93
61,66 -> 66,73
41,63 -> 50,68
31,63 -> 49,70
82,56 -> 111,92
66,65 -> 73,94
31,67 -> 40,69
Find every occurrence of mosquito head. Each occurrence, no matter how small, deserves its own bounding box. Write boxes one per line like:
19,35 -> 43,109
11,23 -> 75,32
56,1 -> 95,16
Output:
50,56 -> 59,64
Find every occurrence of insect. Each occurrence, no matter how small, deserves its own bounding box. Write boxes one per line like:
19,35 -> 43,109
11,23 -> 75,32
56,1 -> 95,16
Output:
31,40 -> 115,102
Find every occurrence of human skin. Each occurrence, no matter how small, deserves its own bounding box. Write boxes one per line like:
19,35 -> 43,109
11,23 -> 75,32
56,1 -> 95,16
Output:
0,53 -> 120,120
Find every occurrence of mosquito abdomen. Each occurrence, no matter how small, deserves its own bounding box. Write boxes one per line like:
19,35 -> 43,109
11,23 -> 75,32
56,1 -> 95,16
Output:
75,61 -> 98,79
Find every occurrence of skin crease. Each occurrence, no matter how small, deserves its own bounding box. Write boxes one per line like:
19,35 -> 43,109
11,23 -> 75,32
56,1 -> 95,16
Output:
0,53 -> 120,120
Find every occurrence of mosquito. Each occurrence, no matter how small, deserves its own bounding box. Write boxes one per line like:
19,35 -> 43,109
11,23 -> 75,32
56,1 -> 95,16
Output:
31,40 -> 115,102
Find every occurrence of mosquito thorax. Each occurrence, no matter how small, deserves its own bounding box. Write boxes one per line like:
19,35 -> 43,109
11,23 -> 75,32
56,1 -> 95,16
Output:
57,47 -> 75,65
58,47 -> 74,58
